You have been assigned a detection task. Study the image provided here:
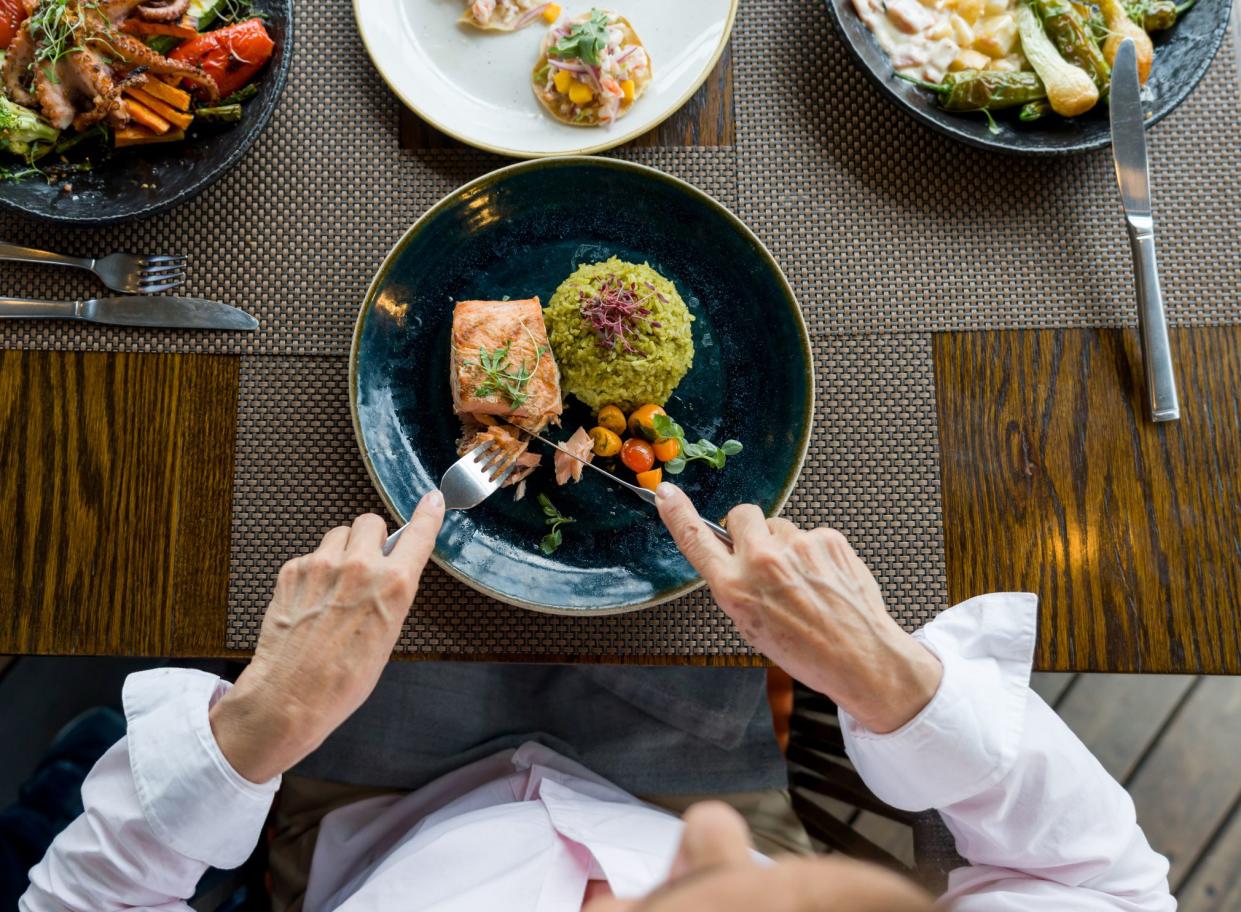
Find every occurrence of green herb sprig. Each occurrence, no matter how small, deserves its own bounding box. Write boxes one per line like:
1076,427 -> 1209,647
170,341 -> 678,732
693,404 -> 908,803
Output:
652,414 -> 742,475
465,337 -> 547,409
28,0 -> 82,83
551,8 -> 611,67
537,494 -> 575,554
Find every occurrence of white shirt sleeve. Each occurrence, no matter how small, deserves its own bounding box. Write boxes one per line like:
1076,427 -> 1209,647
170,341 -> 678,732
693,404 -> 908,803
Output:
20,668 -> 280,912
840,593 -> 1175,912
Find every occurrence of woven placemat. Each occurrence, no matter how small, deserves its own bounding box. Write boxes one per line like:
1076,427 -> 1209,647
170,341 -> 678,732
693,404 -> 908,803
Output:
732,2 -> 1241,334
226,333 -> 944,654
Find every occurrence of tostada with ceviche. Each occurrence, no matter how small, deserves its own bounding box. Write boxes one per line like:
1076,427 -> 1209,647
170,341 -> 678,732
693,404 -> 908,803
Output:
532,8 -> 651,127
449,257 -> 739,555
0,0 -> 275,184
460,0 -> 561,31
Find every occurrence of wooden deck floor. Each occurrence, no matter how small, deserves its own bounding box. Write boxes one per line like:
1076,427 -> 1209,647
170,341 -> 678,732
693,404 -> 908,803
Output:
846,673 -> 1241,910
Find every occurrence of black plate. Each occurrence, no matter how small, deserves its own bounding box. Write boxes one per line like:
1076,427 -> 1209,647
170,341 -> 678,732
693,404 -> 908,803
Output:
0,1 -> 292,225
824,0 -> 1232,154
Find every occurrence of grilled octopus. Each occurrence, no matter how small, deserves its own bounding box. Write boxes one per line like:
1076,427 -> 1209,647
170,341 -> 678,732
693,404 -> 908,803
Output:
2,0 -> 218,131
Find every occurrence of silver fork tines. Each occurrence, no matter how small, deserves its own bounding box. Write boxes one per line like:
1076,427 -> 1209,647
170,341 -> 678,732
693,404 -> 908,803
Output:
0,243 -> 189,295
381,441 -> 516,555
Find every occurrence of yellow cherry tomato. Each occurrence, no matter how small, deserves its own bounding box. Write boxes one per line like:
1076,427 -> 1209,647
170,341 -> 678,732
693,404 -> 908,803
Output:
589,426 -> 622,457
620,437 -> 655,474
636,467 -> 663,492
652,437 -> 680,463
596,405 -> 626,436
627,403 -> 666,440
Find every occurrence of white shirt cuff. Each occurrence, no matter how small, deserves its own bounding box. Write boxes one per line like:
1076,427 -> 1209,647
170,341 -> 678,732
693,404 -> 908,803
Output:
124,668 -> 281,869
839,592 -> 1038,811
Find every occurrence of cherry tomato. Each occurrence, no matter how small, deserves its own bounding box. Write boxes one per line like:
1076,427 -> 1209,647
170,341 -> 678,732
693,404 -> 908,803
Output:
620,437 -> 655,474
652,437 -> 680,463
170,18 -> 275,98
627,403 -> 666,441
589,426 -> 621,457
636,467 -> 662,492
596,405 -> 626,436
0,0 -> 27,51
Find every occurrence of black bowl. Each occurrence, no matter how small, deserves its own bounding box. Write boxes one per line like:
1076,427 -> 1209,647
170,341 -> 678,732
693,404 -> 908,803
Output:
824,0 -> 1232,154
0,0 -> 292,225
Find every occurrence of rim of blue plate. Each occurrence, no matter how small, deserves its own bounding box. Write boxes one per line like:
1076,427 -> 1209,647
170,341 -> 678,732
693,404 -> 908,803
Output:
348,155 -> 816,615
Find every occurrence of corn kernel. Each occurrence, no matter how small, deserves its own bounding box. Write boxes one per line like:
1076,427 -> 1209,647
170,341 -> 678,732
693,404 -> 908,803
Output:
620,78 -> 635,102
553,69 -> 572,93
568,81 -> 594,105
543,3 -> 560,22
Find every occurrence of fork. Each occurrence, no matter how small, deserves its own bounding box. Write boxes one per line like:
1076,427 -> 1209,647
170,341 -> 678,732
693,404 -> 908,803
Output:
382,440 -> 517,555
0,242 -> 188,295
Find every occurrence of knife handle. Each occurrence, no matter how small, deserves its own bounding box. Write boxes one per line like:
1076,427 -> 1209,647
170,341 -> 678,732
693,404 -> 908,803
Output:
0,297 -> 82,320
1126,223 -> 1180,423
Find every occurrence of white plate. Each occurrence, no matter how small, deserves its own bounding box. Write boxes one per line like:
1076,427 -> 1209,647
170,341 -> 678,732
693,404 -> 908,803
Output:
354,0 -> 738,157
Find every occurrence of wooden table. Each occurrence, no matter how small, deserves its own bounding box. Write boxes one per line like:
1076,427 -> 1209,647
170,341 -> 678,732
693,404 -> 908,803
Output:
2,53 -> 1239,674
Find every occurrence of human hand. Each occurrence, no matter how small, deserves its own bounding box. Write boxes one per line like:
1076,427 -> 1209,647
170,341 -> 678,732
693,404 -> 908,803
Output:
585,802 -> 931,912
655,484 -> 941,734
209,492 -> 445,782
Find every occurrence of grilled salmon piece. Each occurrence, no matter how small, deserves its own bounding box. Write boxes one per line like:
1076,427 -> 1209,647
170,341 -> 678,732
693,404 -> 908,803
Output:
450,297 -> 562,430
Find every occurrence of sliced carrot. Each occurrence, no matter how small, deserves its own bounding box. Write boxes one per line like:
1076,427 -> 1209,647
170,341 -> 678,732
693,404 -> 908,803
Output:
124,86 -> 193,129
121,18 -> 198,39
139,78 -> 192,111
115,126 -> 186,147
123,98 -> 172,134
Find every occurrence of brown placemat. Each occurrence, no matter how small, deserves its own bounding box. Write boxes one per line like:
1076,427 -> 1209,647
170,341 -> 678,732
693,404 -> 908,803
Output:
732,2 -> 1241,334
226,333 -> 944,654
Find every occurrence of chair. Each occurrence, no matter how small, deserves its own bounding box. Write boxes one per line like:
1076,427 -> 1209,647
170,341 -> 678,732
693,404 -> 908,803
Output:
786,682 -> 964,894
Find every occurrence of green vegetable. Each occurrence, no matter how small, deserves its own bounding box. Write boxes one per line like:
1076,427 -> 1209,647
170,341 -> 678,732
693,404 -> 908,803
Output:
1017,0 -> 1099,117
192,0 -> 260,30
193,104 -> 243,123
146,35 -> 181,55
1032,0 -> 1111,92
219,83 -> 260,106
52,123 -> 108,154
551,8 -> 610,66
1072,1 -> 1108,41
0,163 -> 43,182
1019,98 -> 1053,121
0,97 -> 60,161
537,494 -> 575,555
651,414 -> 741,475
899,70 -> 1046,112
27,0 -> 80,83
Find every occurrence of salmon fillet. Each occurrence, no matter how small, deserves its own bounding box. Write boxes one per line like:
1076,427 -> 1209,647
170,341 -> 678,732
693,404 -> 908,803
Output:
451,298 -> 562,492
451,298 -> 562,430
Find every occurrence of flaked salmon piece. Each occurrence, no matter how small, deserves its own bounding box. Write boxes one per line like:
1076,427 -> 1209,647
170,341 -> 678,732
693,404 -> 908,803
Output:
451,297 -> 562,434
554,426 -> 594,485
456,414 -> 543,491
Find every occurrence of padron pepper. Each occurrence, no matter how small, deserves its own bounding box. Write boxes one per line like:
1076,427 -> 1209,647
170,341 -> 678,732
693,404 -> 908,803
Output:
1032,0 -> 1112,93
1126,0 -> 1193,31
1018,98 -> 1054,122
901,70 -> 1046,112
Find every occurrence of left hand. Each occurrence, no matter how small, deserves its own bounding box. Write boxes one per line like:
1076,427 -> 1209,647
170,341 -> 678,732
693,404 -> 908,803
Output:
209,492 -> 445,783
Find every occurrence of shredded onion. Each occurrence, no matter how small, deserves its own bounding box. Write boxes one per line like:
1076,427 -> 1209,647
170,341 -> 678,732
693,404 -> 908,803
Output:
514,3 -> 548,28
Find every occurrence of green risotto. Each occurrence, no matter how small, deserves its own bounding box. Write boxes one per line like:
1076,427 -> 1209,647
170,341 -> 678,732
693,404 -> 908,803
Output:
544,258 -> 694,412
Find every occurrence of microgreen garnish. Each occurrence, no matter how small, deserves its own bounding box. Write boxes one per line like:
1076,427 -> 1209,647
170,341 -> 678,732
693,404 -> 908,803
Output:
551,8 -> 610,66
28,0 -> 84,83
464,325 -> 548,409
651,414 -> 742,475
537,493 -> 575,554
579,275 -> 663,355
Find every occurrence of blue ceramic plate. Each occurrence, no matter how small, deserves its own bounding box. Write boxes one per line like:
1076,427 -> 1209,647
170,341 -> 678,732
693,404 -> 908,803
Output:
350,157 -> 813,614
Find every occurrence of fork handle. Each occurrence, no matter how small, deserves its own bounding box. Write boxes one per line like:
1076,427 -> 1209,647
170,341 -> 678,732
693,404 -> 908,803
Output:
0,243 -> 93,271
0,297 -> 82,320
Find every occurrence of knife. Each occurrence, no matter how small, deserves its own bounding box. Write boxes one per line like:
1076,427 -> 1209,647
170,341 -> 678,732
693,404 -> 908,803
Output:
1110,38 -> 1180,423
520,426 -> 734,547
0,295 -> 259,331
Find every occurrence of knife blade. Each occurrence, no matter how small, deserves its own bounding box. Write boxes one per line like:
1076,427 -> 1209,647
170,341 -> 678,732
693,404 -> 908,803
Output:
515,424 -> 734,546
0,295 -> 259,331
1110,38 -> 1180,422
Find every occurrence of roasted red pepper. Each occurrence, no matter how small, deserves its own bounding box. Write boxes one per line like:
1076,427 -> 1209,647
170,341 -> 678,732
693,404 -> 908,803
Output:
0,0 -> 27,50
170,18 -> 274,99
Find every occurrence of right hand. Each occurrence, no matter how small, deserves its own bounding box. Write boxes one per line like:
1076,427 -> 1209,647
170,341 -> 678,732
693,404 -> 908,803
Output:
654,484 -> 942,734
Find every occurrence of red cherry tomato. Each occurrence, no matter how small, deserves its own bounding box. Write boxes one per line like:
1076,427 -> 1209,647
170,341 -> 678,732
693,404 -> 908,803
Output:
170,18 -> 275,98
0,0 -> 28,51
620,437 -> 655,474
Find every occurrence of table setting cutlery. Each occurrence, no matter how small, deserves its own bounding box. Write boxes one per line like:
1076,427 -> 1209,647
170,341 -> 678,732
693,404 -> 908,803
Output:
0,295 -> 258,331
1111,37 -> 1180,424
0,243 -> 188,295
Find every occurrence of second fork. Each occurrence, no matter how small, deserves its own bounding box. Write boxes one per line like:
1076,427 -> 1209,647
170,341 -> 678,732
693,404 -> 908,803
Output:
0,242 -> 188,295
